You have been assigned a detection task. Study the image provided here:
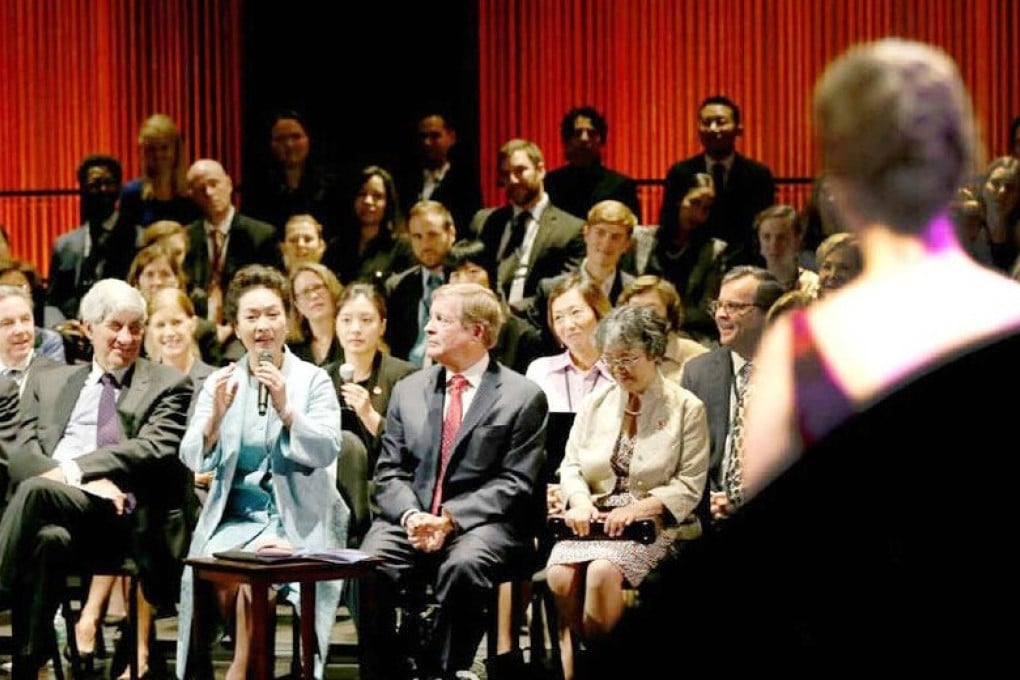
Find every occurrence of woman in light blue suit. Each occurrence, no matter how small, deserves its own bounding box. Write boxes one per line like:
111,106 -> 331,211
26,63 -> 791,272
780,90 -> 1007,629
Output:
176,265 -> 346,680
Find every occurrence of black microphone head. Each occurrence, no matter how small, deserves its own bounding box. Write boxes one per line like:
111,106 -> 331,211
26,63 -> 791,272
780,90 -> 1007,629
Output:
258,349 -> 274,364
339,363 -> 355,383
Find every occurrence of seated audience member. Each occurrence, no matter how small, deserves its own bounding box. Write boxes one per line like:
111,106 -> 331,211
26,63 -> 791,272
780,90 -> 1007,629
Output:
544,106 -> 642,222
813,233 -> 863,300
322,165 -> 414,287
800,174 -> 847,259
356,283 -> 547,680
384,200 -> 457,366
525,274 -> 613,414
182,158 -> 281,328
765,289 -> 815,325
658,95 -> 776,267
0,285 -> 60,395
279,213 -> 327,272
471,138 -> 585,313
547,305 -> 708,679
119,114 -> 200,234
646,179 -> 726,344
978,156 -> 1020,272
445,239 -> 542,373
527,199 -> 637,353
127,243 -> 188,302
680,267 -> 785,525
324,283 -> 417,468
288,262 -> 343,366
176,265 -> 346,680
754,204 -> 819,293
139,219 -> 189,268
617,275 -> 708,382
397,109 -> 484,241
951,181 -> 994,267
0,258 -> 66,363
0,279 -> 191,680
147,287 -> 216,405
241,109 -> 344,241
47,154 -> 135,322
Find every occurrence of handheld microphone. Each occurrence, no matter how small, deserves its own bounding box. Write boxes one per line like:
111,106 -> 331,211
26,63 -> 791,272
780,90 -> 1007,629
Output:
338,363 -> 355,410
257,350 -> 273,416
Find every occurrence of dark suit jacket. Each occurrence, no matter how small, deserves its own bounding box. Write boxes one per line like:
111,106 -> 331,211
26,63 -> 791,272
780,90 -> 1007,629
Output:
9,359 -> 193,606
323,351 -> 418,467
373,359 -> 547,538
679,347 -> 734,493
398,162 -> 484,241
384,265 -> 441,362
658,153 -> 775,265
182,212 -> 281,295
46,219 -> 134,320
471,203 -> 585,306
544,163 -> 642,223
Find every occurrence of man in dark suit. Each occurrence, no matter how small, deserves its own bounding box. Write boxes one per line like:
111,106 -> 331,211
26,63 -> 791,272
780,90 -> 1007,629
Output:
680,267 -> 783,526
526,199 -> 637,353
182,158 -> 281,326
659,95 -> 776,267
183,159 -> 280,364
0,285 -> 60,396
545,106 -> 642,222
470,138 -> 585,315
0,279 -> 191,679
47,154 -> 135,320
385,200 -> 458,364
398,111 -> 484,242
357,282 -> 548,680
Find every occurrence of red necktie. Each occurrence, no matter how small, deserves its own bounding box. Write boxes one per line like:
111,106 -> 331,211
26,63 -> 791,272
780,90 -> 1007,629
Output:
430,374 -> 470,514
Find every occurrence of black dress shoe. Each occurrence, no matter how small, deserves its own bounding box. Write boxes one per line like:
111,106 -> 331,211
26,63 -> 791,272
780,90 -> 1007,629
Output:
63,645 -> 96,674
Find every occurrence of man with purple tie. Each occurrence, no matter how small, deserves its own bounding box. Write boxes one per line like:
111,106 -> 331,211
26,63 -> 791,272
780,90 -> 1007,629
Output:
0,279 -> 191,680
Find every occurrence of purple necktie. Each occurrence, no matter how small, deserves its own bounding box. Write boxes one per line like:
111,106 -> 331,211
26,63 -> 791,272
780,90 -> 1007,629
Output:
97,373 -> 121,448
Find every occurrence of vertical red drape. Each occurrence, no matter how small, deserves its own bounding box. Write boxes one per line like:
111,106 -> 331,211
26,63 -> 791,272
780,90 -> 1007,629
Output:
0,0 -> 244,278
477,0 -> 1020,224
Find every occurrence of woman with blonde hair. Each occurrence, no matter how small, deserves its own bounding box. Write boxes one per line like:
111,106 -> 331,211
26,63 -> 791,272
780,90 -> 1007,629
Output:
288,262 -> 344,365
119,113 -> 200,232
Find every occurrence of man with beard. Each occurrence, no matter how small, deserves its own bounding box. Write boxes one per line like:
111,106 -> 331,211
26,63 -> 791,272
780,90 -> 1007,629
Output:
470,138 -> 585,314
385,200 -> 459,365
47,155 -> 136,320
545,106 -> 642,223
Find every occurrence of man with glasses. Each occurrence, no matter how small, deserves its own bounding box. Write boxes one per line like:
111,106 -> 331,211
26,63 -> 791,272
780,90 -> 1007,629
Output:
680,266 -> 783,525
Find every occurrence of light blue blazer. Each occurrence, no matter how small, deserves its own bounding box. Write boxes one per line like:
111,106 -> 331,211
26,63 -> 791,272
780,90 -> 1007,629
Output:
175,348 -> 346,679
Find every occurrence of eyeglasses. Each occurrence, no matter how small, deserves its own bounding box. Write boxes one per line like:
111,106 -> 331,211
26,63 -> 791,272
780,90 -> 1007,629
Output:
296,282 -> 328,300
708,300 -> 762,316
602,354 -> 643,370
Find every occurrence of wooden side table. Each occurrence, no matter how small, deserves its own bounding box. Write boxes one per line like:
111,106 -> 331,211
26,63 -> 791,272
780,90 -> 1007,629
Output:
185,555 -> 383,680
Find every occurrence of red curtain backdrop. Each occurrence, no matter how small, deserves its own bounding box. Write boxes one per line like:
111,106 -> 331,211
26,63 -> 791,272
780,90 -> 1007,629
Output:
0,0 -> 244,278
478,0 -> 1020,223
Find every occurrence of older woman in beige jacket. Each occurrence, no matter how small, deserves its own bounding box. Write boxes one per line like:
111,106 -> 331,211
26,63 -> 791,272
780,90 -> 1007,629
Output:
546,305 -> 709,680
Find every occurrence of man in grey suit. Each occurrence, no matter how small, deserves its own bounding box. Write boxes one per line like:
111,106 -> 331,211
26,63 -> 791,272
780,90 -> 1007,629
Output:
357,282 -> 548,680
0,279 -> 191,680
680,267 -> 783,526
470,138 -> 585,314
